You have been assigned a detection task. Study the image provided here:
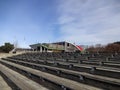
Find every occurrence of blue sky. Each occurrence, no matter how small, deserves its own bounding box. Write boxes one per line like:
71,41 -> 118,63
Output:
0,0 -> 120,47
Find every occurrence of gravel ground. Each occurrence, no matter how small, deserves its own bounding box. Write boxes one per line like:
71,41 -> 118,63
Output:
0,52 -> 25,59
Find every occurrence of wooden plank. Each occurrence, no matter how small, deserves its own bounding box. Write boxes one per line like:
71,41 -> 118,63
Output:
0,59 -> 102,90
5,59 -> 120,85
0,75 -> 12,90
7,57 -> 120,72
0,63 -> 48,90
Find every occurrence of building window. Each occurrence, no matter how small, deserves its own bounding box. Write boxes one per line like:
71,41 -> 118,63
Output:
67,43 -> 69,47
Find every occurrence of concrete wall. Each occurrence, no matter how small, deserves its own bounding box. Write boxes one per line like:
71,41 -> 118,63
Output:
49,44 -> 64,50
65,42 -> 77,52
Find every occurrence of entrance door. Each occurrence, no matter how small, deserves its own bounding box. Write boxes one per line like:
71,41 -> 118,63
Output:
37,46 -> 40,51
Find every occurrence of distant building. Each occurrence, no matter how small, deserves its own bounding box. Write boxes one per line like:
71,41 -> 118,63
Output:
29,41 -> 83,52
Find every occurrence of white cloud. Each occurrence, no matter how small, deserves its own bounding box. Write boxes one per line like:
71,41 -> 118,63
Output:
57,0 -> 120,45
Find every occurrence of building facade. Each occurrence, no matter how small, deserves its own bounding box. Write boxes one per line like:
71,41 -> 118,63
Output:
30,41 -> 83,52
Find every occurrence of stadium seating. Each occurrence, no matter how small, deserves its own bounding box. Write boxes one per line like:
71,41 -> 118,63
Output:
0,52 -> 120,90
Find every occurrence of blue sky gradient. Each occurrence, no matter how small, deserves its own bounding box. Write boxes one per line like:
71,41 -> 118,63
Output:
0,0 -> 120,47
